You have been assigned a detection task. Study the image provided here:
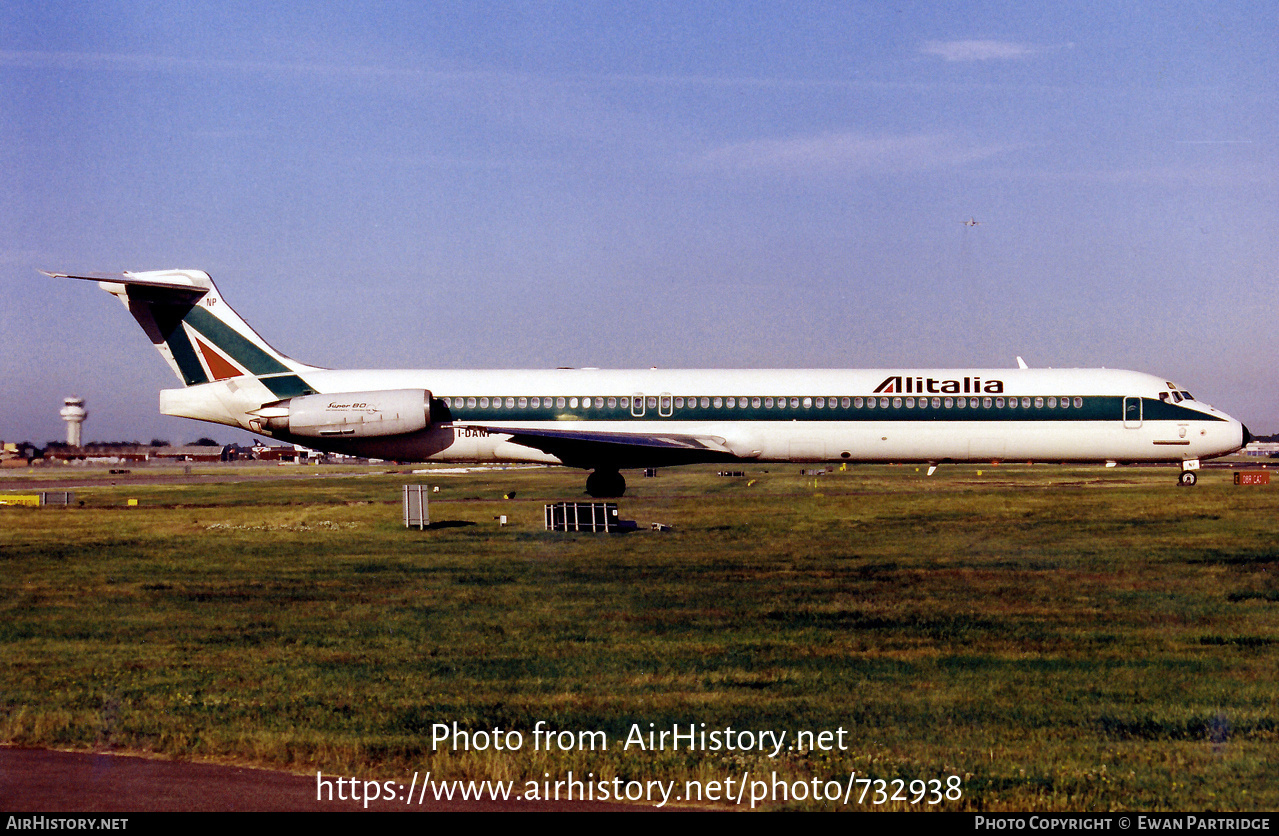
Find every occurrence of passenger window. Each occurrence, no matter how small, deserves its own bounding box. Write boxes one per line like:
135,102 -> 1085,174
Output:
841,397 -> 851,408
751,397 -> 761,408
892,397 -> 901,408
518,397 -> 527,408
713,397 -> 722,408
943,397 -> 953,408
1073,397 -> 1082,408
556,397 -> 566,408
905,397 -> 915,408
569,398 -> 578,408
1047,397 -> 1056,408
879,398 -> 889,408
608,397 -> 617,408
866,398 -> 876,409
726,397 -> 736,408
1034,397 -> 1043,409
853,397 -> 863,408
803,397 -> 812,409
764,397 -> 774,408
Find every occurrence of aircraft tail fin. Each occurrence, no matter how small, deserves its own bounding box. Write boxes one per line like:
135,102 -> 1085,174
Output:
45,269 -> 318,387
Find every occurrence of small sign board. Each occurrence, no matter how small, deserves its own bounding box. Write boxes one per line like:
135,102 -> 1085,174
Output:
0,495 -> 40,506
403,484 -> 430,529
1234,471 -> 1270,486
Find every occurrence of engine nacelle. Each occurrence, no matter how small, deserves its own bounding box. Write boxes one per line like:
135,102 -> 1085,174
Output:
256,389 -> 431,438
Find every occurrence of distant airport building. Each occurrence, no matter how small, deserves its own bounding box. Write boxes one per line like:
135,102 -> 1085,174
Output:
150,445 -> 224,463
44,443 -> 152,463
249,441 -> 304,462
1240,442 -> 1279,457
60,397 -> 86,447
1,442 -> 26,468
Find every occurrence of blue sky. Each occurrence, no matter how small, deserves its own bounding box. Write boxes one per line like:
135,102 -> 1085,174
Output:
2,2 -> 1275,444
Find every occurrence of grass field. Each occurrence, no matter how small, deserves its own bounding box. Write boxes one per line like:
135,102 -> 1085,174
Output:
2,463 -> 1276,810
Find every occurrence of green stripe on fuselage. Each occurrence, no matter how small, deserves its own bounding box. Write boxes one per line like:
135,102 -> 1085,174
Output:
439,396 -> 1224,424
261,374 -> 316,399
1141,398 -> 1222,422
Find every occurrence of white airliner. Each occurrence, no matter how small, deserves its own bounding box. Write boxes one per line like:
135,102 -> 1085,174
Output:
50,269 -> 1250,495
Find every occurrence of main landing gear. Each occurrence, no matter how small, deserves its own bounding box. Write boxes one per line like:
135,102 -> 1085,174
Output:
586,468 -> 626,498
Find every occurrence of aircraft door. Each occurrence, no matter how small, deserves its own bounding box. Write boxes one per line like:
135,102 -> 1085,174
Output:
631,393 -> 645,417
1123,396 -> 1143,429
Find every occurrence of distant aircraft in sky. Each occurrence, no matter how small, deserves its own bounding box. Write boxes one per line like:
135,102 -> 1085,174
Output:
962,217 -> 982,227
48,269 -> 1249,494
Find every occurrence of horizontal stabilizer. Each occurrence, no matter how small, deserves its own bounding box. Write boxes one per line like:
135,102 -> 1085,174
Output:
43,269 -> 213,297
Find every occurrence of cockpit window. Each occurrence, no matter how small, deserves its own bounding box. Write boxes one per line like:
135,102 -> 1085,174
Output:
1159,392 -> 1169,402
1181,391 -> 1194,400
1171,391 -> 1183,403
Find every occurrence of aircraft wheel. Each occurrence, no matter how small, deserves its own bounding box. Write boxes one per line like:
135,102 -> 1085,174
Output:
586,469 -> 626,497
1178,470 -> 1198,487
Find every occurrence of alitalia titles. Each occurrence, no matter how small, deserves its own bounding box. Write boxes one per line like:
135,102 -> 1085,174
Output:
874,375 -> 1004,395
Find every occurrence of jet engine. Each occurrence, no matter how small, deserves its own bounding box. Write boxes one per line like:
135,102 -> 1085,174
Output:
251,389 -> 431,438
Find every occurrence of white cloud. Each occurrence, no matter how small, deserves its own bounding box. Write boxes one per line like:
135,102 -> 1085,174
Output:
700,131 -> 1014,176
920,40 -> 1036,62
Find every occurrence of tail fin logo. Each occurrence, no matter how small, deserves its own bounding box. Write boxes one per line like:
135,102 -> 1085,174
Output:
193,335 -> 246,381
46,270 -> 312,387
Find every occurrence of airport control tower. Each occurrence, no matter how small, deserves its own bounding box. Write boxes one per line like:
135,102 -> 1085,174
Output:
60,396 -> 87,448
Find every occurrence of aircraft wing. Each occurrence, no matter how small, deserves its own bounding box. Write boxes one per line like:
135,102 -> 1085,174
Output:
461,424 -> 744,469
